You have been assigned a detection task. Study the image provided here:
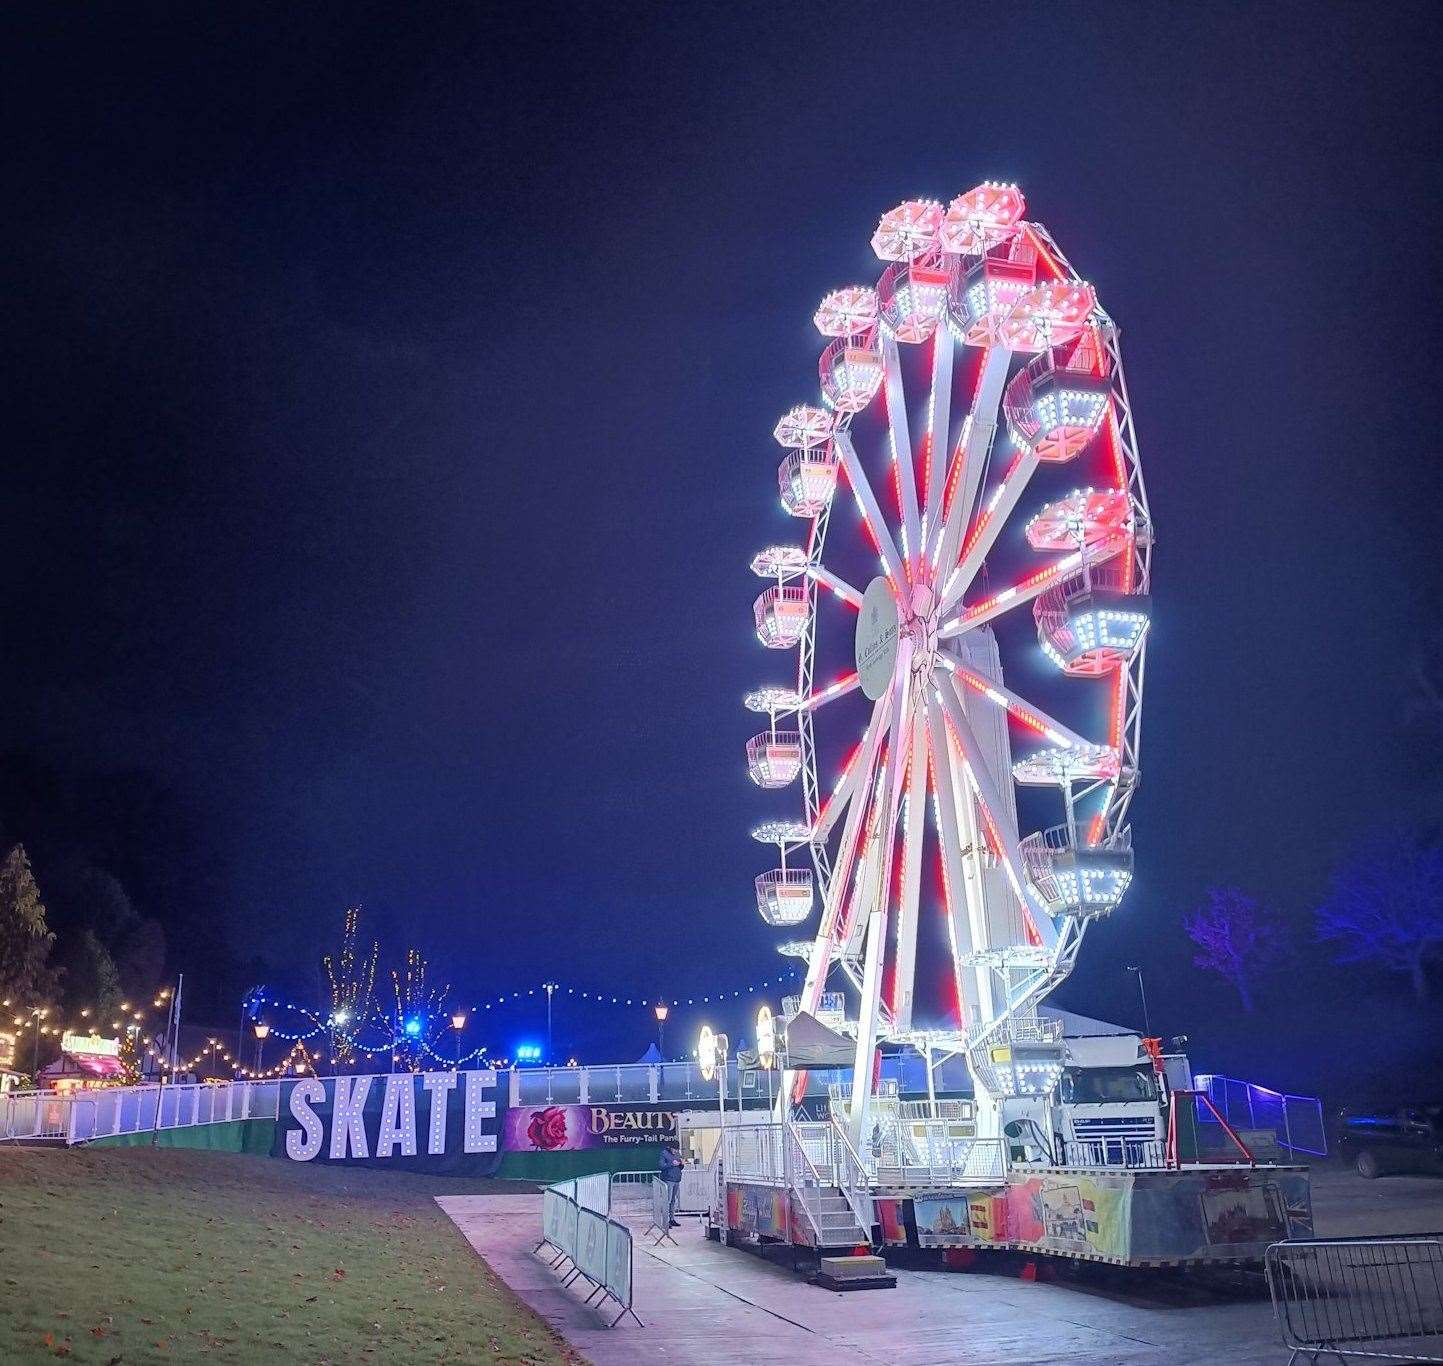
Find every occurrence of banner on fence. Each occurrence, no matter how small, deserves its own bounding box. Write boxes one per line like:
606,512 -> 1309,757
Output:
503,1103 -> 678,1152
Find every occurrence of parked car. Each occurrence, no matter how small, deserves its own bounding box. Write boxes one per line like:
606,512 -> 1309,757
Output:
1335,1105 -> 1443,1178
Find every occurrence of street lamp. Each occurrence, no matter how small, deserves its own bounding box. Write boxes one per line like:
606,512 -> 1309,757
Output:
28,1007 -> 47,1075
1125,965 -> 1152,1038
450,1010 -> 467,1067
653,1002 -> 669,1057
253,1021 -> 270,1074
542,982 -> 558,1063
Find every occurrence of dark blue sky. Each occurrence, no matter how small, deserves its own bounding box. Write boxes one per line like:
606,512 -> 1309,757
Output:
4,3 -> 1441,1062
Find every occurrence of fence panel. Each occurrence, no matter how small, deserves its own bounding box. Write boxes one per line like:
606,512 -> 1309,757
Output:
576,1208 -> 609,1284
576,1171 -> 610,1214
1267,1236 -> 1443,1362
604,1221 -> 635,1322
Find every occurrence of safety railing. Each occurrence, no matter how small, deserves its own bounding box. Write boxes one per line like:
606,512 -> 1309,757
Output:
1060,1136 -> 1168,1170
2,1081 -> 281,1144
722,1122 -> 786,1184
505,1054 -> 978,1107
1266,1236 -> 1443,1363
535,1175 -> 641,1328
1195,1074 -> 1327,1156
875,1124 -> 1009,1186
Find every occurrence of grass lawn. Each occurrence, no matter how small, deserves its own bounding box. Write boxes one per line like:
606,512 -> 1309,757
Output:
0,1144 -> 578,1364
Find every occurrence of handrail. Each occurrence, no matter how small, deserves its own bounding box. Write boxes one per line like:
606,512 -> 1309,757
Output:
820,1118 -> 874,1233
782,1123 -> 827,1245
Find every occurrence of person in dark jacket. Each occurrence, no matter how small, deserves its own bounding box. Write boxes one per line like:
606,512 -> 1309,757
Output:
658,1139 -> 684,1226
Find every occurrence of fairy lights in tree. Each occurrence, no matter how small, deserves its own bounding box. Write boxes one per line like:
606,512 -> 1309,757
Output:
389,948 -> 449,1073
322,906 -> 378,1066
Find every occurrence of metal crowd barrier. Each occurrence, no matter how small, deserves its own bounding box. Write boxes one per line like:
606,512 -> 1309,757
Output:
536,1175 -> 642,1328
608,1169 -> 656,1213
1266,1235 -> 1443,1363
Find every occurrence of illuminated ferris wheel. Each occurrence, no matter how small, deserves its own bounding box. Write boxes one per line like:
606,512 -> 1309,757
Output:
744,183 -> 1152,1134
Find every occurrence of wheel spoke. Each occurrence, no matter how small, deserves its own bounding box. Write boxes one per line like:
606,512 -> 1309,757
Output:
939,444 -> 1041,614
929,346 -> 1010,579
924,695 -> 986,1031
801,670 -> 861,716
837,656 -> 913,959
938,654 -> 1096,752
938,533 -> 1127,638
920,330 -> 954,566
892,698 -> 929,1030
799,688 -> 892,1021
834,429 -> 907,590
935,674 -> 1057,951
807,564 -> 863,608
880,332 -> 921,579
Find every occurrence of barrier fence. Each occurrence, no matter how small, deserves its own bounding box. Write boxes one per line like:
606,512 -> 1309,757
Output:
535,1175 -> 641,1327
1266,1235 -> 1443,1363
1194,1074 -> 1328,1156
1,1081 -> 281,1144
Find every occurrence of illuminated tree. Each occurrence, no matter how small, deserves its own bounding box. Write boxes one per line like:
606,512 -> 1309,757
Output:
1184,887 -> 1282,1012
322,906 -> 378,1065
1316,826 -> 1443,1003
389,948 -> 449,1072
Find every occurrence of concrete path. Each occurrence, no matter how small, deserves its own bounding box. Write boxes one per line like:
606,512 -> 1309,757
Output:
436,1193 -> 1290,1365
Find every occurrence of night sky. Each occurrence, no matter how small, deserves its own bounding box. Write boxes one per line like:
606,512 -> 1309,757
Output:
4,4 -> 1441,1079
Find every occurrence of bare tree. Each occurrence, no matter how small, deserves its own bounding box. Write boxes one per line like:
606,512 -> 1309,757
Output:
1316,826 -> 1443,1002
1184,887 -> 1282,1012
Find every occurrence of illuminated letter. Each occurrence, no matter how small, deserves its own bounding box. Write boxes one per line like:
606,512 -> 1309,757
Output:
421,1072 -> 456,1155
376,1073 -> 418,1157
285,1078 -> 325,1161
463,1070 -> 497,1154
330,1075 -> 372,1160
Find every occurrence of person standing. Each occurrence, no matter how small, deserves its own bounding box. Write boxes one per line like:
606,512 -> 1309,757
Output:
659,1138 -> 684,1227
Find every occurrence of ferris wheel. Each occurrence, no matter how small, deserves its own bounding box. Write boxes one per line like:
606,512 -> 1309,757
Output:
744,183 -> 1152,1137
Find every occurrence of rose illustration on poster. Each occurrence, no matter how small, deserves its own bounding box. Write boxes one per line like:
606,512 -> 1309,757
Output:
526,1105 -> 570,1151
501,1104 -> 679,1152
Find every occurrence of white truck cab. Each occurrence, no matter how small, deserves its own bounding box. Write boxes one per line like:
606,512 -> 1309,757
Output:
1052,1033 -> 1167,1165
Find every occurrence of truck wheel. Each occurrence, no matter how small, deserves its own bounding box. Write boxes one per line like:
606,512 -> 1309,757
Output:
1355,1150 -> 1381,1179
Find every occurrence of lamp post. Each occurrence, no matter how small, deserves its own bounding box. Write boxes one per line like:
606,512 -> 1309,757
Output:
450,1010 -> 467,1067
253,1022 -> 270,1075
29,1007 -> 46,1075
542,981 -> 558,1063
1125,965 -> 1152,1038
654,1002 -> 668,1058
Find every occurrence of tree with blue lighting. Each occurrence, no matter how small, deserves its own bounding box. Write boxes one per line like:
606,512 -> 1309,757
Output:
1317,825 -> 1443,1003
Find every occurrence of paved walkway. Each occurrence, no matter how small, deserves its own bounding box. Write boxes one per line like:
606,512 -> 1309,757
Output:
436,1193 -> 1289,1365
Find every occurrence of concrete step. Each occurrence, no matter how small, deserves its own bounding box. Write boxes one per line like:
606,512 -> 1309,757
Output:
814,1254 -> 896,1291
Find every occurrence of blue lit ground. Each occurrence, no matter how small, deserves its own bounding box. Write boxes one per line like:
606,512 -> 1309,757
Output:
439,1166 -> 1443,1365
